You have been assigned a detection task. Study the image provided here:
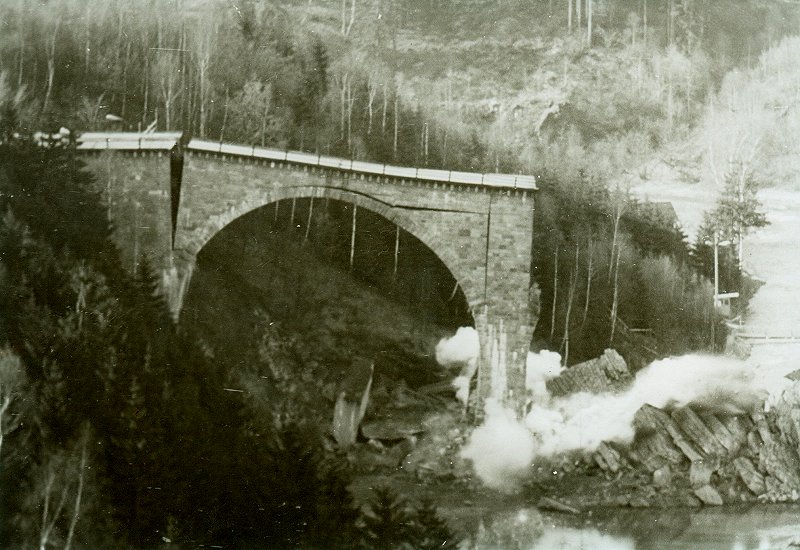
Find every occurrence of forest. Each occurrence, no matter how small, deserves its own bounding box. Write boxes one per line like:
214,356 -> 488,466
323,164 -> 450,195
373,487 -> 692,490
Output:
0,0 -> 790,547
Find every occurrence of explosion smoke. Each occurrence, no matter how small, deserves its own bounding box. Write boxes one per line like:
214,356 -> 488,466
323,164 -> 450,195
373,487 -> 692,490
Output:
460,398 -> 535,492
459,348 -> 774,491
525,353 -> 767,457
435,327 -> 480,406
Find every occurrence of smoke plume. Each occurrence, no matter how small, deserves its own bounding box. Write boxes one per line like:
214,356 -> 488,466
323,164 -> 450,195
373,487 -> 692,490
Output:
435,326 -> 480,367
435,327 -> 480,406
460,398 -> 535,492
525,353 -> 767,457
461,350 -> 773,490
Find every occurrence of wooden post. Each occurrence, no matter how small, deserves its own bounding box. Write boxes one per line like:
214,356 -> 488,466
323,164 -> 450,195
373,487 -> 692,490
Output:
350,205 -> 357,270
393,226 -> 400,280
274,200 -> 279,223
290,197 -> 296,230
304,197 -> 314,243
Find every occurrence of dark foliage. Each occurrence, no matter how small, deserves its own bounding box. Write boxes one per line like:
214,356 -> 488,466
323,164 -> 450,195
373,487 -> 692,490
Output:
0,138 -> 367,549
361,486 -> 457,550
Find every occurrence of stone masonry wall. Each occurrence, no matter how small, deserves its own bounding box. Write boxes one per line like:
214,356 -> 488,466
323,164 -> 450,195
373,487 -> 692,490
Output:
81,151 -> 174,273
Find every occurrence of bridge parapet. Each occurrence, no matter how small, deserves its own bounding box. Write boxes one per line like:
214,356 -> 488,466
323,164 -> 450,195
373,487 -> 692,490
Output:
77,131 -> 182,151
185,138 -> 536,191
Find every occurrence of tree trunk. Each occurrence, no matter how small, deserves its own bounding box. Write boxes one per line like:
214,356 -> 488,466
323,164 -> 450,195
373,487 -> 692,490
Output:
609,244 -> 622,345
393,94 -> 399,158
642,0 -> 648,48
550,247 -> 559,342
262,86 -> 270,146
562,245 -> 579,365
381,84 -> 388,134
346,78 -> 353,152
121,41 -> 131,120
63,436 -> 88,550
17,0 -> 25,88
339,73 -> 348,140
582,236 -> 593,326
367,78 -> 377,134
42,19 -> 61,114
568,0 -> 573,33
220,85 -> 229,141
587,0 -> 593,46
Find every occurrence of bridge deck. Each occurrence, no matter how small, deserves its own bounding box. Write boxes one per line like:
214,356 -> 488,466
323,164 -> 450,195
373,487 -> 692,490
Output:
77,132 -> 537,191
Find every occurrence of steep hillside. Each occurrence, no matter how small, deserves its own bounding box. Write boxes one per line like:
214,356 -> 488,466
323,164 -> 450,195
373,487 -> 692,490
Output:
284,0 -> 800,180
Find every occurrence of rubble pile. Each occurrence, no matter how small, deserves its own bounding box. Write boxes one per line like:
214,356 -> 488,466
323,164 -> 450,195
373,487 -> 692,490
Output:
547,350 -> 800,506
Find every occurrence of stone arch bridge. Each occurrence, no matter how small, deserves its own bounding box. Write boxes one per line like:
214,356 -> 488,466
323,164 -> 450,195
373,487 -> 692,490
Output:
77,132 -> 538,407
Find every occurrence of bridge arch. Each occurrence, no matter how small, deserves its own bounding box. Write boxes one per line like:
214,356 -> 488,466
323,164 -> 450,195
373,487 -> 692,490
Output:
175,185 -> 484,315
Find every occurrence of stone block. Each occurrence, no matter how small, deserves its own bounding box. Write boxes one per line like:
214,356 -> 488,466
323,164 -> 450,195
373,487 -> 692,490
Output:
653,465 -> 672,487
547,349 -> 632,397
733,457 -> 767,495
671,407 -> 728,457
694,485 -> 723,506
689,459 -> 717,488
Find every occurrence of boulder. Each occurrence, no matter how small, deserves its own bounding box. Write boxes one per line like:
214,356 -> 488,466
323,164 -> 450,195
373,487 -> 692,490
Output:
689,460 -> 717,488
653,465 -> 672,487
537,496 -> 580,514
547,349 -> 632,397
361,417 -> 425,441
733,457 -> 766,496
634,404 -> 704,462
671,408 -> 728,457
631,431 -> 686,471
693,485 -> 723,506
721,415 -> 752,450
698,412 -> 739,453
594,442 -> 624,473
758,440 -> 800,487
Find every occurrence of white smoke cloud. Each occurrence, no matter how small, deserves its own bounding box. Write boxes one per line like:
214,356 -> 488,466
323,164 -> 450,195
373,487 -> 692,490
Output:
435,326 -> 480,367
525,350 -> 563,401
525,354 -> 767,457
461,351 -> 772,489
460,399 -> 535,493
436,327 -> 481,407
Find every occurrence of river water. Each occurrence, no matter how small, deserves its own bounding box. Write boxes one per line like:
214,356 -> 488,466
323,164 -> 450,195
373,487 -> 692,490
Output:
534,505 -> 800,549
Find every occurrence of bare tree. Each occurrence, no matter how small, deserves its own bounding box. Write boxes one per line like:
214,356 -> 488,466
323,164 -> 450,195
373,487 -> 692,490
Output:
587,0 -> 593,46
549,247 -> 559,341
393,93 -> 399,157
337,72 -> 349,141
34,426 -> 91,550
341,0 -> 356,37
367,75 -> 378,134
154,52 -> 180,130
609,243 -> 622,345
194,16 -> 216,138
561,245 -> 580,365
42,16 -> 61,113
608,186 -> 628,282
0,350 -> 25,466
568,0 -> 573,33
581,236 -> 594,326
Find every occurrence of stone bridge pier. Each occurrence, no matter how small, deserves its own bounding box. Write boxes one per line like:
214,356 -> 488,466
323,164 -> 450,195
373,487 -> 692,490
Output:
78,133 -> 538,411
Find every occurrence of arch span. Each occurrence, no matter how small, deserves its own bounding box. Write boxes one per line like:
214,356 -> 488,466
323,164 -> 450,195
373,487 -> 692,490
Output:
173,185 -> 485,314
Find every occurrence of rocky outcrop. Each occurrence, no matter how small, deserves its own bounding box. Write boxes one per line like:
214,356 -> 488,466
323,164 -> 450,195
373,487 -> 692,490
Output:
547,349 -> 800,507
591,385 -> 800,505
547,349 -> 632,397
